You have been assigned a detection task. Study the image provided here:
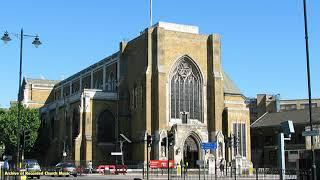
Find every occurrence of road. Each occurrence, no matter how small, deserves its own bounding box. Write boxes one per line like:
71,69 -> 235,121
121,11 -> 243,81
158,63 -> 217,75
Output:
37,174 -> 283,180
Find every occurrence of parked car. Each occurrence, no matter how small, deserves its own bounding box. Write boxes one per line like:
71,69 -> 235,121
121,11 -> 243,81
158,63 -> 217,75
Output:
22,159 -> 41,179
54,162 -> 77,177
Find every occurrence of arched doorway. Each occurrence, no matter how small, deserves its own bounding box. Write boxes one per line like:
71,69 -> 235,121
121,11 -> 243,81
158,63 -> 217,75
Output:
183,136 -> 199,168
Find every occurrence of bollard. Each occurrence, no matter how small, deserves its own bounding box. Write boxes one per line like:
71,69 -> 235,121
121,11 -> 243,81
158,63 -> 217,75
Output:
215,163 -> 217,179
177,164 -> 181,177
256,167 -> 258,180
142,163 -> 144,179
225,163 -> 227,176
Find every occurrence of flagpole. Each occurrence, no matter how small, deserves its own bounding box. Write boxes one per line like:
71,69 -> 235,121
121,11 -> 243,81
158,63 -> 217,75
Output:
150,0 -> 153,26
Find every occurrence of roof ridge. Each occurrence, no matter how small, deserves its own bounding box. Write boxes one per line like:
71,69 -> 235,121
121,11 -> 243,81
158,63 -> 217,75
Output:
250,112 -> 268,127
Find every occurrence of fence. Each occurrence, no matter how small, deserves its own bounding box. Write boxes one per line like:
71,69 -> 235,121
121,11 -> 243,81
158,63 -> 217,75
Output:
0,161 -> 314,180
138,165 -> 313,180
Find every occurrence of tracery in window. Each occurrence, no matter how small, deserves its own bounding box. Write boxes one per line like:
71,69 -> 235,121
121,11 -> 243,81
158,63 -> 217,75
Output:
233,123 -> 246,157
106,72 -> 116,92
170,56 -> 203,122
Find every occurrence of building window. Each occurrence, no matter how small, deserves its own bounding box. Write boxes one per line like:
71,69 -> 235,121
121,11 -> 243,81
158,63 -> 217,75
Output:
233,123 -> 246,157
301,103 -> 317,109
97,110 -> 115,143
72,109 -> 80,140
106,72 -> 116,92
170,56 -> 203,122
280,104 -> 297,111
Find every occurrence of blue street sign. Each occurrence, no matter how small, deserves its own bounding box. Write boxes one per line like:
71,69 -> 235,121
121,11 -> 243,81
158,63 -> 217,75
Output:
201,142 -> 217,150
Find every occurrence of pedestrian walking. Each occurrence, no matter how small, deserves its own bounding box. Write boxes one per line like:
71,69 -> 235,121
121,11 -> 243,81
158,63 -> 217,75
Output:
185,161 -> 188,176
87,160 -> 93,174
219,158 -> 225,176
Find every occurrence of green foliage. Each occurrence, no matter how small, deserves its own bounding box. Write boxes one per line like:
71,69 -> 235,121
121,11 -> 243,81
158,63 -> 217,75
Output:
0,105 -> 40,155
0,108 -> 6,115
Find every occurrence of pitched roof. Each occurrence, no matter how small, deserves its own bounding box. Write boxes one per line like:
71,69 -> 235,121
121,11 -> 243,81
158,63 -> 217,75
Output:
25,78 -> 60,85
223,71 -> 242,95
55,51 -> 119,87
251,107 -> 320,128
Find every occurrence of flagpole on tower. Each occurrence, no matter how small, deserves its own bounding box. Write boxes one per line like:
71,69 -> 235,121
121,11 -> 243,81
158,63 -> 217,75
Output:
150,0 -> 153,26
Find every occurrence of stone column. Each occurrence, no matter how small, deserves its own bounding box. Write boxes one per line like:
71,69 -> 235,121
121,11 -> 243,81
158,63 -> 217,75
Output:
80,76 -> 83,91
103,64 -> 106,90
70,82 -> 72,95
207,34 -> 224,141
90,71 -> 94,89
60,85 -> 64,98
74,93 -> 84,166
84,93 -> 92,163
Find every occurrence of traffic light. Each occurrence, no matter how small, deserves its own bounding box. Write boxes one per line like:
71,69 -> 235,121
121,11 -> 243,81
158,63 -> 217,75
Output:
168,133 -> 175,146
225,136 -> 232,148
161,137 -> 167,147
147,134 -> 152,147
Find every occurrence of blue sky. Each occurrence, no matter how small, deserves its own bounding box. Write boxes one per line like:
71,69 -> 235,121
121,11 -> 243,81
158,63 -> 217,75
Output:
0,0 -> 319,108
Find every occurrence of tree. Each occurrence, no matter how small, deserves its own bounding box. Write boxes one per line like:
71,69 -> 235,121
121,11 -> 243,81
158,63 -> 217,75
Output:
0,108 -> 6,115
0,105 -> 40,157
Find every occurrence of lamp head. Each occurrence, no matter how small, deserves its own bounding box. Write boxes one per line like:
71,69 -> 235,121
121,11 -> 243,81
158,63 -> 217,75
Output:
32,35 -> 42,48
1,31 -> 11,44
281,120 -> 295,135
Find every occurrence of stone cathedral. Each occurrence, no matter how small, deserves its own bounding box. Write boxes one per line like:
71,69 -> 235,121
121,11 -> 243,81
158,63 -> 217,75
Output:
32,22 -> 251,168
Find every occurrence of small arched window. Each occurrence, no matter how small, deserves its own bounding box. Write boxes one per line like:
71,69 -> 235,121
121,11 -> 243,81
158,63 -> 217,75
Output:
106,72 -> 116,92
72,109 -> 80,140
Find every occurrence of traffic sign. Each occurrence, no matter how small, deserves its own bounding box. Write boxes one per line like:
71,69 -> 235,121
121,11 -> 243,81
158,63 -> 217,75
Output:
201,142 -> 217,150
111,152 -> 123,156
302,130 -> 320,137
196,160 -> 204,166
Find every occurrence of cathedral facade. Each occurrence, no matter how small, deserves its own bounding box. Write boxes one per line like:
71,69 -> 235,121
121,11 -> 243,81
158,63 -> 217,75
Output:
38,22 -> 251,168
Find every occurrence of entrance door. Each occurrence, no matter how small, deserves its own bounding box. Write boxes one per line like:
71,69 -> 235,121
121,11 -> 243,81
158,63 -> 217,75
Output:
183,136 -> 199,168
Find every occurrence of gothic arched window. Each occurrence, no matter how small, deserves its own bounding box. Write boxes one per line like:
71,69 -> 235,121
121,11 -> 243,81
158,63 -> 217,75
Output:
72,109 -> 80,140
106,72 -> 116,92
97,110 -> 115,143
170,56 -> 203,122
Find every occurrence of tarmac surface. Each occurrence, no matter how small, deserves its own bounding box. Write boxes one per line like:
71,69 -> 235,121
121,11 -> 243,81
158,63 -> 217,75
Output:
36,174 -> 284,180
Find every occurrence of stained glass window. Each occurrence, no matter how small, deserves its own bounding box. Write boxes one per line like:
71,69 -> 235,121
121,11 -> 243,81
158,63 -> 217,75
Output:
170,57 -> 203,122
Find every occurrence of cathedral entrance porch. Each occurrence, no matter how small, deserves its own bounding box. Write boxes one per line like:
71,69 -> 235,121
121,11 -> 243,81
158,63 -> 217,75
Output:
183,136 -> 199,168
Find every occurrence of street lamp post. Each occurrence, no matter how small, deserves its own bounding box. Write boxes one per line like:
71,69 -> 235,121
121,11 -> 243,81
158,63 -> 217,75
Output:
115,79 -> 121,165
301,1 -> 317,180
1,28 -> 42,167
